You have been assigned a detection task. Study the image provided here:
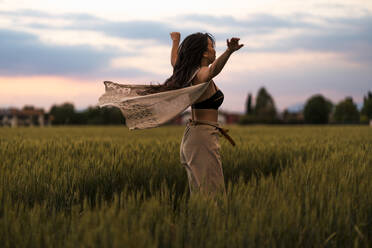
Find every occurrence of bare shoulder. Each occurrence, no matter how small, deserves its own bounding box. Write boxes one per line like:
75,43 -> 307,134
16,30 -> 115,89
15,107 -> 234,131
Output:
194,66 -> 211,84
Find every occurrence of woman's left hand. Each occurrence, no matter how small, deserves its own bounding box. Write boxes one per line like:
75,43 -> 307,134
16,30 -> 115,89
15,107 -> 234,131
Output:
226,38 -> 244,53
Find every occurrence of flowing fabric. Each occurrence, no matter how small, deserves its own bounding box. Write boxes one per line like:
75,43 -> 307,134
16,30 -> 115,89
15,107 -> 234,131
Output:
98,71 -> 210,129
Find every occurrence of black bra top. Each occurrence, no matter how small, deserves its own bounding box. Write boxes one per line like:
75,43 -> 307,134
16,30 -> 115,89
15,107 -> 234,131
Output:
192,84 -> 224,110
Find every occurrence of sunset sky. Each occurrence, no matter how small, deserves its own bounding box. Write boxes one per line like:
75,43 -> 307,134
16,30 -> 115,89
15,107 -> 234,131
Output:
1,0 -> 371,113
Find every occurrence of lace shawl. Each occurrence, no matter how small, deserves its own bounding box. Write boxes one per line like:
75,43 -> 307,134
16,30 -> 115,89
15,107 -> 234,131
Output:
98,71 -> 210,129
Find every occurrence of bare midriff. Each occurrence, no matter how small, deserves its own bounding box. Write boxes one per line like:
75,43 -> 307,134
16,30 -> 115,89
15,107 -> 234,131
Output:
192,109 -> 218,122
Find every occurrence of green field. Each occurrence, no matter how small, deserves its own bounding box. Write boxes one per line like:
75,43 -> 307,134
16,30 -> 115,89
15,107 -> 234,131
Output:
0,125 -> 371,247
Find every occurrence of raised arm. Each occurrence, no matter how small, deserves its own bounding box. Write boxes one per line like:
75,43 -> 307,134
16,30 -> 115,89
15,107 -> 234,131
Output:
197,38 -> 243,83
170,32 -> 180,68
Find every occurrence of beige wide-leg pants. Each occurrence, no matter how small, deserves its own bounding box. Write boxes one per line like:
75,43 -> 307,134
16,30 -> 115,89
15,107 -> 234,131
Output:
180,120 -> 226,196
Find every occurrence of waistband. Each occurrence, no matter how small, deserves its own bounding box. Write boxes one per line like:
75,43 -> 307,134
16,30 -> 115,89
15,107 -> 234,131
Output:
187,119 -> 236,146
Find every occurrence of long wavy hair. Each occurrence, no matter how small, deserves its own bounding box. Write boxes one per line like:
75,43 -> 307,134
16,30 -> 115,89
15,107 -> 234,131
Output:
138,32 -> 215,95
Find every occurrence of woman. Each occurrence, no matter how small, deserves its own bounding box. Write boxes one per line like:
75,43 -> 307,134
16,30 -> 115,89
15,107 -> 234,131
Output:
168,32 -> 243,197
100,32 -> 242,196
99,32 -> 242,196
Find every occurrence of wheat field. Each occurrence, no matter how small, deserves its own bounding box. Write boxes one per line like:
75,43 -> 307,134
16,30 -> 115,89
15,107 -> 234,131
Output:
0,125 -> 371,247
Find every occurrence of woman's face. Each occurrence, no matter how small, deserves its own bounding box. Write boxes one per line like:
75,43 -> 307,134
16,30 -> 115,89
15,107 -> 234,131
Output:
204,38 -> 216,64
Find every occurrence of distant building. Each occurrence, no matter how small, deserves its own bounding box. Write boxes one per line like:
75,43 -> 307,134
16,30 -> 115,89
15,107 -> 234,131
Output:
0,106 -> 51,127
220,110 -> 243,124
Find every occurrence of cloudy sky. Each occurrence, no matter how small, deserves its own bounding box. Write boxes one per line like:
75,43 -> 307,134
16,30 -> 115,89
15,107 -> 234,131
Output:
1,0 -> 371,113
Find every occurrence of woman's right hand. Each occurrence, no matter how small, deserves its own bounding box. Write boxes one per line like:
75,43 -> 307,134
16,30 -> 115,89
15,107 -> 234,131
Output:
170,32 -> 180,42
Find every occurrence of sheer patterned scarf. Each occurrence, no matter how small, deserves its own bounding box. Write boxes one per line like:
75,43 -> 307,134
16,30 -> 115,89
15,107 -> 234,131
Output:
98,69 -> 209,129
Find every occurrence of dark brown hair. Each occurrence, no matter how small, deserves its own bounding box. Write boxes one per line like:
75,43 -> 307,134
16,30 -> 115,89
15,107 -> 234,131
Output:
138,32 -> 215,95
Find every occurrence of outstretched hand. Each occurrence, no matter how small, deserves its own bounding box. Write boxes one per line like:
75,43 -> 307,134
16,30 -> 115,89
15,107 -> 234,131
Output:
226,38 -> 244,53
170,32 -> 180,42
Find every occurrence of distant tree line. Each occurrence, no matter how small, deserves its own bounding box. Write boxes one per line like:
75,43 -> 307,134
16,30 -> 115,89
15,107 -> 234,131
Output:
49,103 -> 125,125
22,89 -> 372,126
240,88 -> 280,124
240,88 -> 372,125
